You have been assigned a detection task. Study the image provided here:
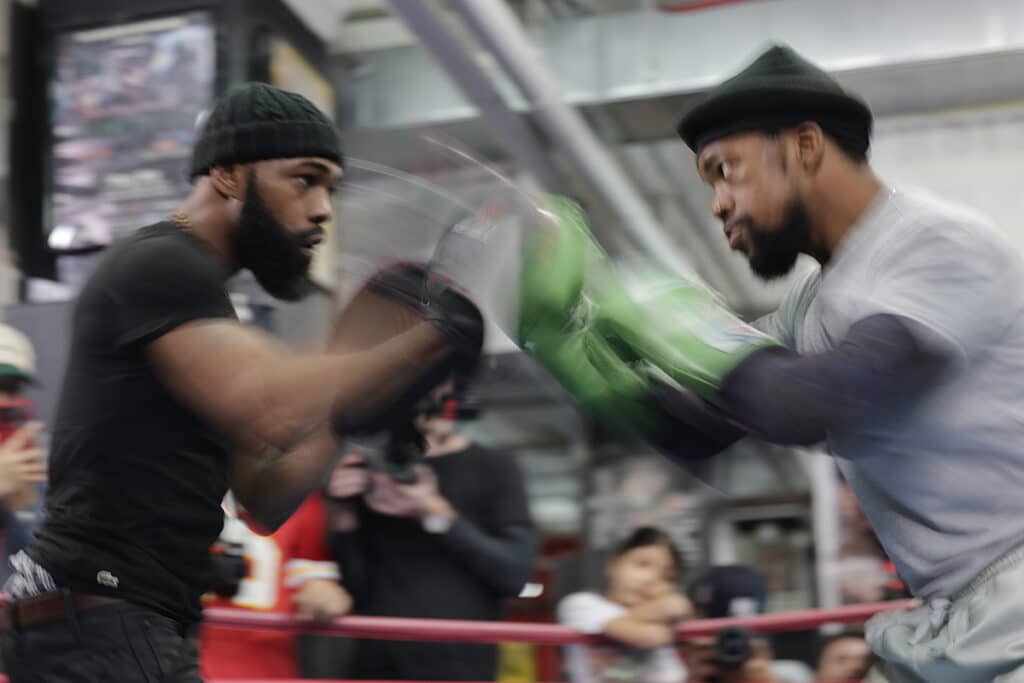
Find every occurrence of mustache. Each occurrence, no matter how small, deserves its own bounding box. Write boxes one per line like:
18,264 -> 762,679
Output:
293,226 -> 325,244
725,217 -> 753,232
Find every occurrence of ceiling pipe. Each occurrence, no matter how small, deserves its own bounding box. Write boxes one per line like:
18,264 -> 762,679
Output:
658,0 -> 761,12
386,0 -> 565,192
447,0 -> 699,277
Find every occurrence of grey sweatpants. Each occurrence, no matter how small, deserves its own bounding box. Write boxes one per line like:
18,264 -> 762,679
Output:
866,543 -> 1024,683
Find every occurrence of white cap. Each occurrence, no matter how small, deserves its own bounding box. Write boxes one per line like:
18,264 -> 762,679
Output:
0,325 -> 35,382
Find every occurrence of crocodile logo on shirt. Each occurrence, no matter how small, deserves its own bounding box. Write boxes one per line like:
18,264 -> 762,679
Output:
96,570 -> 119,589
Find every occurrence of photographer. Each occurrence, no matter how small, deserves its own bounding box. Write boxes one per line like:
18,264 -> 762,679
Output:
326,372 -> 535,681
683,566 -> 781,683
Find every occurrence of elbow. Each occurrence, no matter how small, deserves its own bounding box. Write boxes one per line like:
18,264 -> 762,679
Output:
495,560 -> 535,598
246,506 -> 289,534
652,436 -> 728,463
233,488 -> 293,533
747,418 -> 827,446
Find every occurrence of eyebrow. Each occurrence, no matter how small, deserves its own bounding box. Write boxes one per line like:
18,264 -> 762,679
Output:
294,160 -> 344,184
698,153 -> 720,179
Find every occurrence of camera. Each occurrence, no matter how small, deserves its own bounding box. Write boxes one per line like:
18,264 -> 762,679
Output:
713,626 -> 754,669
328,382 -> 483,491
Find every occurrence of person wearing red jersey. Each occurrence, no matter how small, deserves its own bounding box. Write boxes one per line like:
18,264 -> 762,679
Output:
200,492 -> 350,679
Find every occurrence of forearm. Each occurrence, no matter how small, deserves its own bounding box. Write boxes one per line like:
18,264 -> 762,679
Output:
231,425 -> 340,530
601,617 -> 674,649
627,598 -> 682,624
232,322 -> 448,451
719,314 -> 949,444
438,520 -> 536,596
646,379 -> 746,461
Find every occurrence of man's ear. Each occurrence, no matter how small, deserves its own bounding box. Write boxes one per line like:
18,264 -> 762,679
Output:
794,122 -> 826,174
209,165 -> 244,200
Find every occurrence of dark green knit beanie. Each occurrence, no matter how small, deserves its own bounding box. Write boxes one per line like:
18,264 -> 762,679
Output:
190,82 -> 343,177
677,44 -> 872,156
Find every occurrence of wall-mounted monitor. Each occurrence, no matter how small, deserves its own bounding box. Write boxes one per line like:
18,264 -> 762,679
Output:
48,12 -> 216,251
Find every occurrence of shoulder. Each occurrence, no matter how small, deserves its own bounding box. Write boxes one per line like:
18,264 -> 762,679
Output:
753,265 -> 821,347
886,188 -> 1018,267
98,223 -> 227,288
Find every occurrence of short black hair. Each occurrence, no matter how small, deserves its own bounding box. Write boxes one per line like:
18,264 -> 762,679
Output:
822,127 -> 870,164
613,526 -> 684,576
764,125 -> 869,165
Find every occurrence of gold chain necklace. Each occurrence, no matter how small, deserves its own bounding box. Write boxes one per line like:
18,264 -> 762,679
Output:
168,211 -> 193,230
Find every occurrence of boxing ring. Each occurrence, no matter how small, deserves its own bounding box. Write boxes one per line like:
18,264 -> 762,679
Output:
66,598 -> 905,683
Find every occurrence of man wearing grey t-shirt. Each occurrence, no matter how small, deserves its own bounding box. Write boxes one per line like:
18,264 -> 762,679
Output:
519,44 -> 1024,683
674,45 -> 1024,683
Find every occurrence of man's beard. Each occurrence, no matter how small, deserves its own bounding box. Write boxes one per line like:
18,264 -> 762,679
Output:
235,172 -> 322,301
744,198 -> 812,280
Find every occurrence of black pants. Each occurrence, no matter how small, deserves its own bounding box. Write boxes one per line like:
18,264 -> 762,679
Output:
1,600 -> 201,682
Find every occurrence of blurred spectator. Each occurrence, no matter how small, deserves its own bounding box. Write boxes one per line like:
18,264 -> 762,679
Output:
558,526 -> 690,683
326,375 -> 535,681
0,324 -> 46,585
684,565 -> 814,683
200,491 -> 350,680
835,479 -> 899,604
814,631 -> 872,682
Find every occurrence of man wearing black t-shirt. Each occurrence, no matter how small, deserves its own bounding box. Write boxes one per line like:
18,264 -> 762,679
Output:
0,83 -> 482,682
326,376 -> 535,680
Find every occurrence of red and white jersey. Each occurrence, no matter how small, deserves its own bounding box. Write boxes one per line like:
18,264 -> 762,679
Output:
200,492 -> 338,680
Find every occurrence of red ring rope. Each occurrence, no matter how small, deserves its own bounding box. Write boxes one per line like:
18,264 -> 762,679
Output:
204,599 -> 914,644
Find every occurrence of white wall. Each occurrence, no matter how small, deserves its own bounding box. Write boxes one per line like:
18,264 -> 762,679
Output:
872,102 -> 1024,252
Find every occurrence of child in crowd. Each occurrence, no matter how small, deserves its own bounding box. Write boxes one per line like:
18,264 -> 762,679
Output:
558,526 -> 691,683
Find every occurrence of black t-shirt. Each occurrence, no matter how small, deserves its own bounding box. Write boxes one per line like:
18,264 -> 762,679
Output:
26,222 -> 237,622
330,444 -> 536,680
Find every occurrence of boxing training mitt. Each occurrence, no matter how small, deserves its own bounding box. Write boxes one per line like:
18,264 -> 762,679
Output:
330,261 -> 484,436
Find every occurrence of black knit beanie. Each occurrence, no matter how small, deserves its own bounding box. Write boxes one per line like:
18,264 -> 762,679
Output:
676,44 -> 872,156
190,82 -> 343,177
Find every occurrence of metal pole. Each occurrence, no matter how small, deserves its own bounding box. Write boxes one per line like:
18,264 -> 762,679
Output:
448,0 -> 696,275
387,0 -> 564,192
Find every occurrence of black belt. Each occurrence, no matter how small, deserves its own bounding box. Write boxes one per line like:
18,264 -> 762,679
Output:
1,590 -> 123,632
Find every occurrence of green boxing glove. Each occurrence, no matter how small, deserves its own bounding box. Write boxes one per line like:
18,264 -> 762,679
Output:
533,324 -> 656,435
518,195 -> 657,432
517,195 -> 590,346
518,194 -> 779,412
594,272 -> 780,403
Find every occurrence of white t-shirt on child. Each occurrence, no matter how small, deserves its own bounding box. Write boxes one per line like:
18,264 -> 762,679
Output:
558,592 -> 686,683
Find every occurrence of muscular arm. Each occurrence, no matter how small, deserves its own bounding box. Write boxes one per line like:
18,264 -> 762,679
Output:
150,319 -> 449,530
